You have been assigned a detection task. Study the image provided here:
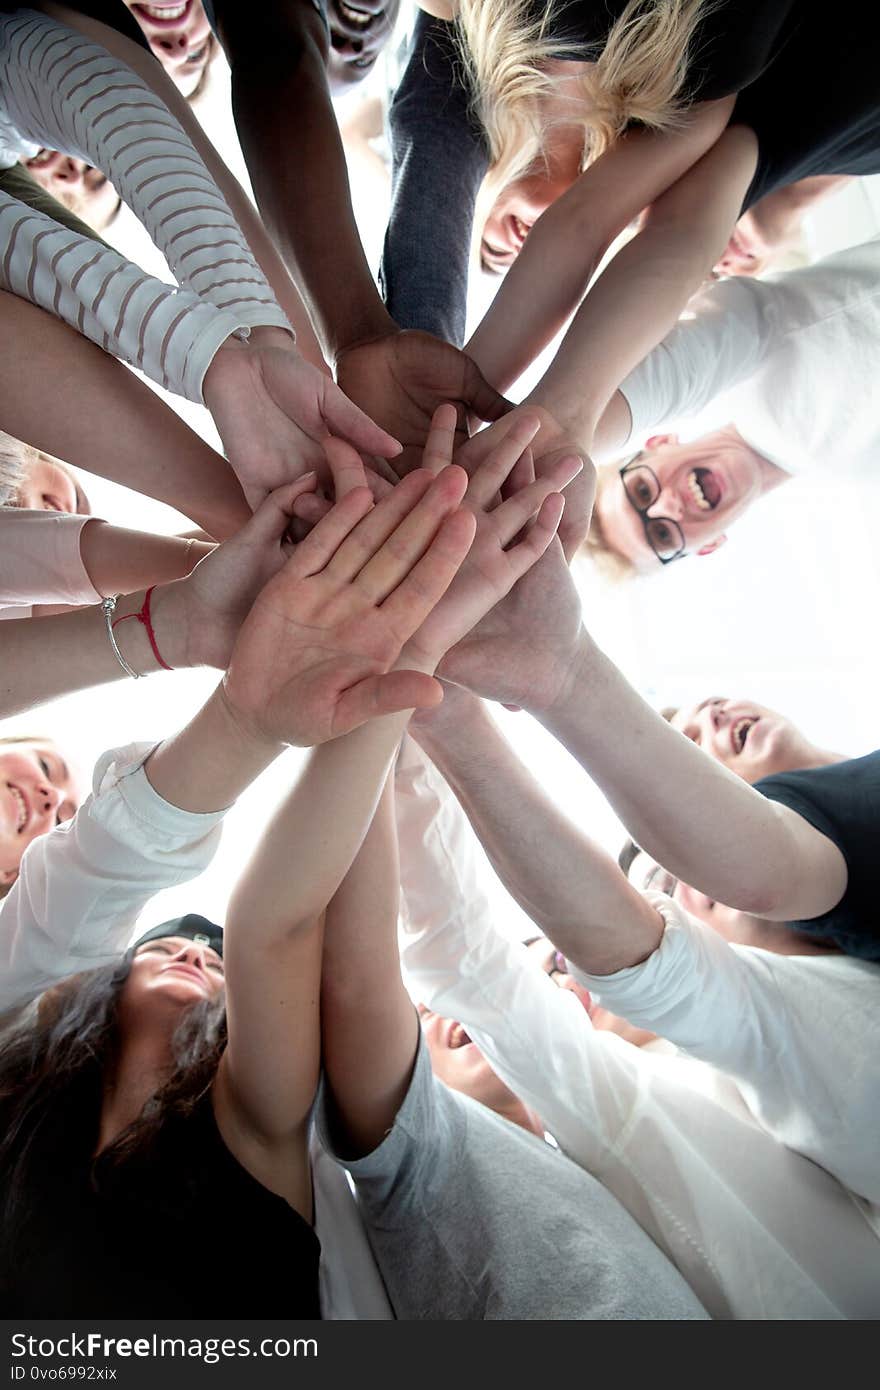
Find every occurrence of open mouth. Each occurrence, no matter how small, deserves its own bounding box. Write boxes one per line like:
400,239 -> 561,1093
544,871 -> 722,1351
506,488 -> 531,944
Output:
447,1022 -> 472,1050
7,784 -> 28,834
686,467 -> 721,511
133,2 -> 191,26
510,214 -> 530,246
335,1 -> 377,29
731,716 -> 758,754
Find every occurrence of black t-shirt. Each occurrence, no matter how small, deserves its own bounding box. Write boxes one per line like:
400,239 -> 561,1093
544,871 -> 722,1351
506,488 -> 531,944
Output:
1,1089 -> 321,1317
755,750 -> 880,960
384,3 -> 880,340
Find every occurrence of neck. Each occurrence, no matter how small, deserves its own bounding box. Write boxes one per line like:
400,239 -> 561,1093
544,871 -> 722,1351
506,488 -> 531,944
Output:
783,744 -> 847,774
97,1028 -> 174,1155
492,1091 -> 545,1138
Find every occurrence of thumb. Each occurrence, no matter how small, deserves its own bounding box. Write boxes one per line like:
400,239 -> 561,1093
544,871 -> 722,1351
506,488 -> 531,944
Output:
323,380 -> 402,460
333,670 -> 444,734
242,475 -> 319,542
460,355 -> 512,423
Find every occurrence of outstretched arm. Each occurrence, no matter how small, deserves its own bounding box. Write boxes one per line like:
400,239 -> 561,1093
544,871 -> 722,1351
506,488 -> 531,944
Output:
466,108 -> 755,428
411,688 -> 660,974
438,543 -> 847,936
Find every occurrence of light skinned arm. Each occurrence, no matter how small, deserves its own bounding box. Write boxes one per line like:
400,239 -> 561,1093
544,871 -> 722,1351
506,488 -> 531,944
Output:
411,689 -> 661,974
438,543 -> 847,932
0,290 -> 250,540
466,99 -> 742,393
0,479 -> 320,719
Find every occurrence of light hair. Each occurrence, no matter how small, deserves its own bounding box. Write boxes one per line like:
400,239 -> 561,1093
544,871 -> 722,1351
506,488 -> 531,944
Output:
456,0 -> 710,208
580,460 -> 638,582
0,432 -> 34,507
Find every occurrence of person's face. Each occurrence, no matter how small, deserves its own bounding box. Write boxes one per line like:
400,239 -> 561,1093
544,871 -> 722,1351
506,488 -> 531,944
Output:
24,150 -> 121,231
713,211 -> 775,279
480,158 -> 582,274
122,1 -> 214,95
120,936 -> 226,1023
325,0 -> 401,93
628,850 -> 752,944
596,433 -> 769,571
670,696 -> 812,783
15,456 -> 81,515
418,1003 -> 522,1112
524,937 -> 657,1048
0,742 -> 81,886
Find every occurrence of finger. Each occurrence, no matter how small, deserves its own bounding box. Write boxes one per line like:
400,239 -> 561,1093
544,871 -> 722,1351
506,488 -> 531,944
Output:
323,469 -> 435,584
453,409 -> 533,478
501,494 -> 566,581
286,486 -> 376,578
324,437 -> 371,501
488,457 -> 582,547
351,466 -> 470,603
460,355 -> 513,423
243,474 -> 319,540
364,465 -> 395,502
465,413 -> 541,508
379,507 -> 477,640
333,669 -> 444,735
421,403 -> 459,476
291,493 -> 333,523
503,445 -> 535,498
323,379 -> 402,460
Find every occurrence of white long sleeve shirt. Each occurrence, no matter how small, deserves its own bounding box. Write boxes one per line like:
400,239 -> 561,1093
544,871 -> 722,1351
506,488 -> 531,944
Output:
0,8 -> 290,401
619,237 -> 880,479
577,894 -> 880,1222
0,739 -> 393,1319
395,739 -> 880,1320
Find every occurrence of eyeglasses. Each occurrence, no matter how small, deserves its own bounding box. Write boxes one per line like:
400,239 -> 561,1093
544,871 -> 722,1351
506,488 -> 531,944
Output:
619,455 -> 686,565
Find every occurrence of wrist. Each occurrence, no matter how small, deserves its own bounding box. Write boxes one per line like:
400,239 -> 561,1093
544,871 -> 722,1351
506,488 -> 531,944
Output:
330,312 -> 397,370
210,681 -> 286,762
144,580 -> 196,672
411,684 -> 486,753
537,630 -> 599,722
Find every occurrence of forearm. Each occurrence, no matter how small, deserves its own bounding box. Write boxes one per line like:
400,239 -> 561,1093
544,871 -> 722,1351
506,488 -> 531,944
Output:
226,708 -> 412,941
0,583 -> 205,718
79,524 -> 212,596
321,775 -> 418,1155
531,126 -> 758,442
414,695 -> 660,972
537,634 -> 847,921
0,292 -> 250,539
223,18 -> 392,362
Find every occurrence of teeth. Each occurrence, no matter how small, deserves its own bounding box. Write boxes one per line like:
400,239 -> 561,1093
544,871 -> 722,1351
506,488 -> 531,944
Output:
143,3 -> 187,18
511,215 -> 530,242
338,2 -> 374,27
686,469 -> 711,511
732,717 -> 755,753
8,785 -> 26,833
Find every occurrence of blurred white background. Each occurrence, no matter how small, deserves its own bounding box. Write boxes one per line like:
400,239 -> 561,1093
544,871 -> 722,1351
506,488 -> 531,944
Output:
5,13 -> 879,939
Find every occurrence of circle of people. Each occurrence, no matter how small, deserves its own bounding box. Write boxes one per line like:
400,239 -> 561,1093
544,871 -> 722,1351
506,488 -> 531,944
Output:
0,0 -> 877,1321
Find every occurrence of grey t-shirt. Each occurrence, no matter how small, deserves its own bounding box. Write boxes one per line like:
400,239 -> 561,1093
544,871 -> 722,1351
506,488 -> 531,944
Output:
318,1035 -> 708,1320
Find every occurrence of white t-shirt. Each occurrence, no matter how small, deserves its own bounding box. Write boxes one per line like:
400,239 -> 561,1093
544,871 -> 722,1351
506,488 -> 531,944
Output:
0,510 -> 101,620
619,238 -> 880,479
396,739 -> 880,1319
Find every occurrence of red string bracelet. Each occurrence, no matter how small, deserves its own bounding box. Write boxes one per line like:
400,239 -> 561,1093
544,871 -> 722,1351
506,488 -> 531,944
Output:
111,586 -> 173,672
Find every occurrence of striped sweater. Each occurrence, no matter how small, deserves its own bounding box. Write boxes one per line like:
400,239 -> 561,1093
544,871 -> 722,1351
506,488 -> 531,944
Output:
0,7 -> 290,401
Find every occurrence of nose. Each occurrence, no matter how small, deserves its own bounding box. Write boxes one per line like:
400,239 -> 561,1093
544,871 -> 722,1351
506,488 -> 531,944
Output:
35,780 -> 62,821
651,488 -> 683,521
154,26 -> 191,55
51,157 -> 86,186
331,30 -> 365,55
170,941 -> 208,970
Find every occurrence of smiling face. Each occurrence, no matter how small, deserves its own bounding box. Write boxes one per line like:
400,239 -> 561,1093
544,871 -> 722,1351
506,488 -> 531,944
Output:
325,0 -> 401,92
24,150 -> 121,232
417,1003 -> 523,1113
122,1 -> 215,96
0,741 -> 81,887
118,936 -> 226,1032
595,431 -> 775,572
669,696 -> 819,783
480,164 -> 578,273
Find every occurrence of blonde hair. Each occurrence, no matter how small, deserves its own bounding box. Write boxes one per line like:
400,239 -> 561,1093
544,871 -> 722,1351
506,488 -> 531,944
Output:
581,460 -> 638,582
0,432 -> 34,507
456,0 -> 710,198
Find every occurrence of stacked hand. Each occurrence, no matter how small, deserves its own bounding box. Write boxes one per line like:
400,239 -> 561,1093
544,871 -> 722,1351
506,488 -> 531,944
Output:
335,330 -> 510,477
453,403 -> 596,560
202,328 -> 402,509
221,460 -> 477,747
